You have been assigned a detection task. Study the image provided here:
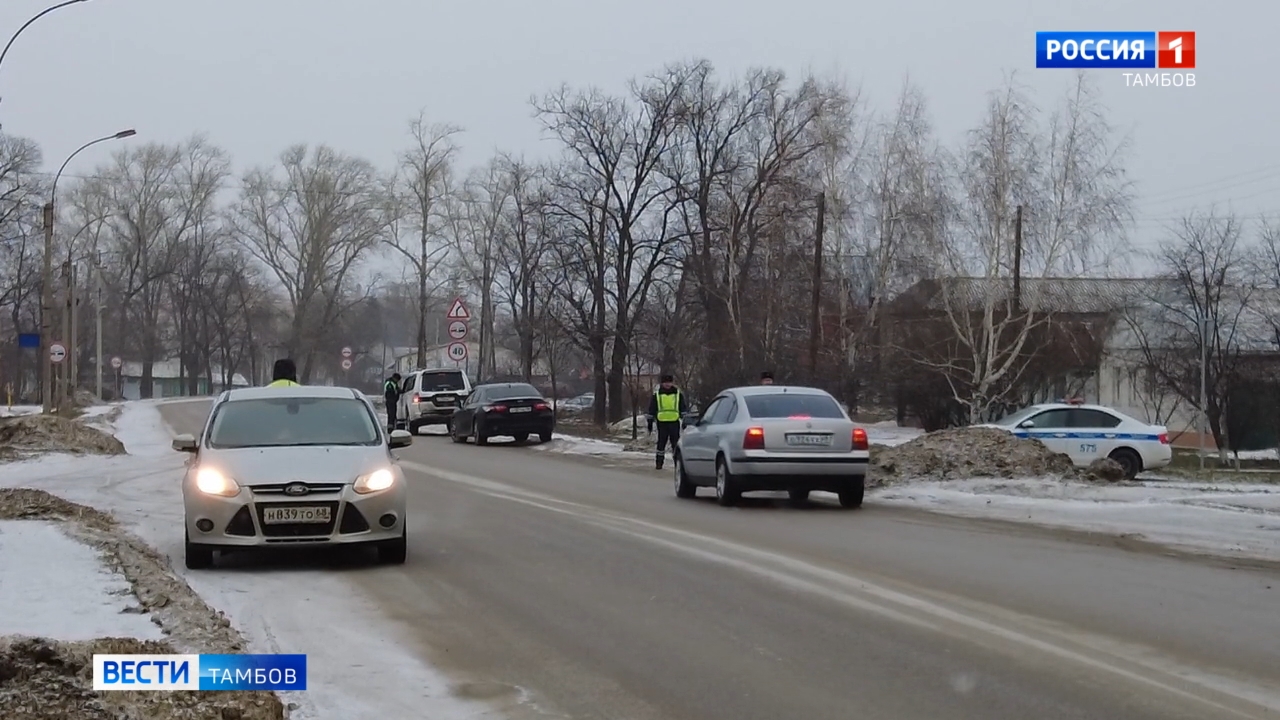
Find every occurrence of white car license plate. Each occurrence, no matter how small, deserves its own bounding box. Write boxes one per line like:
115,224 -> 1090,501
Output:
262,506 -> 330,524
786,433 -> 831,446
434,396 -> 454,404
509,407 -> 532,413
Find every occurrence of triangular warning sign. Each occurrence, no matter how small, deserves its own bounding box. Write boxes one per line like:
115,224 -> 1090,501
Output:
445,297 -> 470,320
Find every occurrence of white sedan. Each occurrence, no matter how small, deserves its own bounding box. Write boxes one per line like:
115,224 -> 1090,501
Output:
980,401 -> 1173,479
174,385 -> 412,569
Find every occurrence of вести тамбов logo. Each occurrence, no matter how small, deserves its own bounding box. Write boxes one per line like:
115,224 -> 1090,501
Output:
1036,31 -> 1196,87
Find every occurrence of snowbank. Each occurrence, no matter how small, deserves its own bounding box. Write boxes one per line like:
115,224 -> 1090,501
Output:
534,433 -> 634,456
873,477 -> 1280,563
0,520 -> 163,641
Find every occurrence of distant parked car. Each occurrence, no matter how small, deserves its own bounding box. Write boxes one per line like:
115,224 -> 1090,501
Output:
450,382 -> 555,445
557,393 -> 595,412
674,385 -> 870,507
397,368 -> 473,433
174,385 -> 411,569
977,400 -> 1172,479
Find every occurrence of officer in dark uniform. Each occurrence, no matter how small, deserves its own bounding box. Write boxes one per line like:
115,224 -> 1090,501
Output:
383,373 -> 402,432
646,374 -> 688,470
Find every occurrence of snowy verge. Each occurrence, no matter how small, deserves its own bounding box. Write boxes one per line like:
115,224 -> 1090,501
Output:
0,519 -> 163,641
0,399 -> 498,720
872,477 -> 1280,563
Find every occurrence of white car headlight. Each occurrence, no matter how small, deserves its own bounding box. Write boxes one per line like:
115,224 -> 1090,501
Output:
195,467 -> 240,497
353,468 -> 396,495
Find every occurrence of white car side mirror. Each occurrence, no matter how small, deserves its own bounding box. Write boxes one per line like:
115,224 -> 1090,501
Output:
1018,420 -> 1035,429
172,433 -> 198,452
388,429 -> 413,448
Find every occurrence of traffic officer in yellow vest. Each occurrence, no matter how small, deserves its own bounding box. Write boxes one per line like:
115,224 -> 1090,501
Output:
646,374 -> 688,470
267,359 -> 300,387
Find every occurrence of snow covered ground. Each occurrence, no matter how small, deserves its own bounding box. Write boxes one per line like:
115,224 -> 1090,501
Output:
0,520 -> 165,641
873,477 -> 1280,562
0,404 -> 116,418
0,400 -> 493,720
539,422 -> 1278,563
864,420 -> 925,447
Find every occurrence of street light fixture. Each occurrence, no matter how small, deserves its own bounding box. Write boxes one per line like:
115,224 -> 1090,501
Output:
0,0 -> 93,127
40,127 -> 136,413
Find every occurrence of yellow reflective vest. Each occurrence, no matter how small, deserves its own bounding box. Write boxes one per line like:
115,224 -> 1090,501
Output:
654,390 -> 681,423
267,379 -> 300,388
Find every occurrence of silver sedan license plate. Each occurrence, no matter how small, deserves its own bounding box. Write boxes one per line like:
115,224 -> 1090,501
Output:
262,506 -> 330,524
786,433 -> 832,446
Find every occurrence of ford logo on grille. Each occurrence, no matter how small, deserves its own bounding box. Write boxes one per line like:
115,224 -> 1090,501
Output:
283,483 -> 310,496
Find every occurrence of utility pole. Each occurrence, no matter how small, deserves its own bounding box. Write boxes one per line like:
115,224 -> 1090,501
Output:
1199,316 -> 1210,472
94,255 -> 104,400
70,262 -> 79,401
1013,205 -> 1023,311
61,260 -> 72,409
808,192 -> 826,381
40,202 -> 53,413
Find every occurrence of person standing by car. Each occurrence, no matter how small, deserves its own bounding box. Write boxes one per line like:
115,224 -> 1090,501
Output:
759,371 -> 774,385
646,374 -> 688,470
383,373 -> 402,432
267,359 -> 300,387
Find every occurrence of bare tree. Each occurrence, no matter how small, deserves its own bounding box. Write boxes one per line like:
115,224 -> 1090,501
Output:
535,65 -> 691,422
491,155 -> 550,380
444,159 -> 512,381
79,142 -> 195,397
231,144 -> 392,382
542,164 -> 610,425
1033,72 -> 1134,276
666,62 -> 849,392
391,114 -> 461,367
1130,212 -> 1258,455
0,133 -> 43,398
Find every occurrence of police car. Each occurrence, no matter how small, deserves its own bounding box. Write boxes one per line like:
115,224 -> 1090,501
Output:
979,400 -> 1173,479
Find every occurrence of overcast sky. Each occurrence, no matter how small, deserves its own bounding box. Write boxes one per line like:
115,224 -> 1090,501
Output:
1,0 -> 1273,270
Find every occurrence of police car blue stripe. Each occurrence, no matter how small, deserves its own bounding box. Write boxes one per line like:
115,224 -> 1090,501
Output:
1012,431 -> 1162,441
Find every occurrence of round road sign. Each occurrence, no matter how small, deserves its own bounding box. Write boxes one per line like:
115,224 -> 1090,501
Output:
340,358 -> 352,370
49,343 -> 67,363
447,342 -> 468,362
447,320 -> 468,340
110,356 -> 122,369
341,346 -> 353,358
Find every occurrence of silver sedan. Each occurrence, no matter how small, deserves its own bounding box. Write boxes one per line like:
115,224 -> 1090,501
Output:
673,385 -> 870,507
173,385 -> 412,569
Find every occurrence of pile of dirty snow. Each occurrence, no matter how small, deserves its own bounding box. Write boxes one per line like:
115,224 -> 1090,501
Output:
870,427 -> 1075,486
0,637 -> 284,720
0,415 -> 125,461
0,489 -> 115,529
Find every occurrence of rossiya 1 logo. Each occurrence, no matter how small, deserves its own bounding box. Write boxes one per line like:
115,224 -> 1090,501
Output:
1035,31 -> 1195,87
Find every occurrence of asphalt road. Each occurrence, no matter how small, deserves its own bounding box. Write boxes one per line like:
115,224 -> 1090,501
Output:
160,401 -> 1280,720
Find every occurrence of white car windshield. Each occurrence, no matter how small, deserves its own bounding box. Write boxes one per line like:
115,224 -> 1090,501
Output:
206,397 -> 381,449
991,406 -> 1043,427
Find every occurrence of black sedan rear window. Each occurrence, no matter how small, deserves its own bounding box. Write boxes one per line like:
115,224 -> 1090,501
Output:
487,383 -> 542,400
744,394 -> 844,419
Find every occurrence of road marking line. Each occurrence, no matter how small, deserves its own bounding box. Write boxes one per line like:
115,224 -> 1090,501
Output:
401,460 -> 1280,717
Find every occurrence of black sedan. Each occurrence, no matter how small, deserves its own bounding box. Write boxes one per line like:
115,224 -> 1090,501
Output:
449,382 -> 555,445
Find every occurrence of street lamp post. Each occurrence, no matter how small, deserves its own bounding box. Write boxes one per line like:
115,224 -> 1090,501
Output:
40,128 -> 135,413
